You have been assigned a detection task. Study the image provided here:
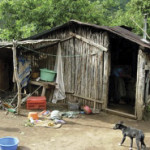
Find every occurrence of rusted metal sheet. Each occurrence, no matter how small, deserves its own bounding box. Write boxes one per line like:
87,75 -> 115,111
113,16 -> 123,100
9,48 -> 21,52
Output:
27,20 -> 150,49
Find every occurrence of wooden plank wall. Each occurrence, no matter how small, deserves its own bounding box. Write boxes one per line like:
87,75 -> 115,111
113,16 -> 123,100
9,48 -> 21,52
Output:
28,26 -> 110,110
136,49 -> 150,120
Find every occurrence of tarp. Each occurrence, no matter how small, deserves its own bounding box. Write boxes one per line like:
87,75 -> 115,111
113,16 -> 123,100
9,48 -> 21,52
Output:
52,43 -> 66,103
13,56 -> 31,88
18,56 -> 31,88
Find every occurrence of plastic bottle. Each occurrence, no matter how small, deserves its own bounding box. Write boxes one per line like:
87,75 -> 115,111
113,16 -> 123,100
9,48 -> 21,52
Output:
29,117 -> 34,124
7,108 -> 16,113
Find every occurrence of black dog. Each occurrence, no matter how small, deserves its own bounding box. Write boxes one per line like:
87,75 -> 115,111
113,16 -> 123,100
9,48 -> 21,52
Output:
113,121 -> 146,150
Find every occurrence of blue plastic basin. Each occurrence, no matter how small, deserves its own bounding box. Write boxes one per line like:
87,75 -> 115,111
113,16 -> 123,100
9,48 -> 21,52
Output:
0,137 -> 19,150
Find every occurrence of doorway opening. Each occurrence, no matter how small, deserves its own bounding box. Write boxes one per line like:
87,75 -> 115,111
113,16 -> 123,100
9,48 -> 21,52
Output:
0,48 -> 13,91
108,36 -> 138,115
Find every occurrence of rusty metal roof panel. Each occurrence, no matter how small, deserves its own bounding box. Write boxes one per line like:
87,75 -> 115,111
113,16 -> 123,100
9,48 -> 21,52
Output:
27,20 -> 150,49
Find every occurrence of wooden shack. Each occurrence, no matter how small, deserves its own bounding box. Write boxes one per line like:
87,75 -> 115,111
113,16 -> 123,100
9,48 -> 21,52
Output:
1,20 -> 150,120
23,20 -> 150,120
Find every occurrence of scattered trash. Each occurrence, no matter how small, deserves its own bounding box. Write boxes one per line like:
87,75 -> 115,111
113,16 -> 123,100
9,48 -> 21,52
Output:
83,105 -> 92,114
62,111 -> 79,118
54,119 -> 66,124
29,117 -> 34,124
50,110 -> 62,120
24,120 -> 34,127
35,120 -> 62,129
39,110 -> 46,116
7,108 -> 16,113
28,112 -> 39,120
80,111 -> 85,114
43,110 -> 50,116
48,122 -> 54,126
3,103 -> 13,109
25,108 -> 85,129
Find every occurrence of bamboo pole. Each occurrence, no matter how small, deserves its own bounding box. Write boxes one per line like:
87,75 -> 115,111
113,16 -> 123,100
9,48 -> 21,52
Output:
12,40 -> 22,114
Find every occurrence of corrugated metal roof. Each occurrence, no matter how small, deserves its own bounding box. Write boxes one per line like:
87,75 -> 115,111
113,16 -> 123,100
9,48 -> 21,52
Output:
27,20 -> 150,49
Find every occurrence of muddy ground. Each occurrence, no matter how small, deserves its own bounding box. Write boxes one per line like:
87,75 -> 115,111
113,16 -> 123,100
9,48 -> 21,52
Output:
0,108 -> 150,150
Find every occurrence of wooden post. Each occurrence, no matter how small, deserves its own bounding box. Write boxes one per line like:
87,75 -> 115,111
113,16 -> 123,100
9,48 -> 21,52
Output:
101,32 -> 110,110
135,50 -> 146,120
41,86 -> 46,96
102,51 -> 111,109
12,40 -> 22,114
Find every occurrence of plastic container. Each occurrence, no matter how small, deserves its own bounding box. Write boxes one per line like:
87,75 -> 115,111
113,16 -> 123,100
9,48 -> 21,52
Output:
7,108 -> 16,113
68,102 -> 80,111
40,69 -> 56,82
28,112 -> 39,120
31,72 -> 40,79
0,137 -> 19,150
26,96 -> 46,110
83,105 -> 92,114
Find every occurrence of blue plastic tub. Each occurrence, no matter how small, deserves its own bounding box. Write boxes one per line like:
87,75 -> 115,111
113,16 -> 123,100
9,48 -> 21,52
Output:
0,137 -> 19,150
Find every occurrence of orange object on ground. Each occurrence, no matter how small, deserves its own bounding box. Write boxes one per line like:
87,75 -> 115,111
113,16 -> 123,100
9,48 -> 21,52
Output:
26,96 -> 46,110
28,112 -> 39,120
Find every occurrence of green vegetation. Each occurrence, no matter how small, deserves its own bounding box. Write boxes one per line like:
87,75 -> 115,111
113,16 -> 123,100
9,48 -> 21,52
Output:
0,0 -> 149,40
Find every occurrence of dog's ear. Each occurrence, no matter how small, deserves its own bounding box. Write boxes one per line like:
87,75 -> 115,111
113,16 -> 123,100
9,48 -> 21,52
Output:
118,121 -> 124,124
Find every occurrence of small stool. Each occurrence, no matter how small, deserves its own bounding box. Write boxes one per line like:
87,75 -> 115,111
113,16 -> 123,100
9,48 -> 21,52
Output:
26,96 -> 46,110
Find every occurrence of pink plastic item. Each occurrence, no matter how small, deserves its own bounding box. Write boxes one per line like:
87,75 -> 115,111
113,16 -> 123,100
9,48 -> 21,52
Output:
83,105 -> 92,114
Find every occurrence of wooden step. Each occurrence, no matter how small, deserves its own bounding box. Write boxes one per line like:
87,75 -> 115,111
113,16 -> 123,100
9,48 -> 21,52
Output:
105,108 -> 137,120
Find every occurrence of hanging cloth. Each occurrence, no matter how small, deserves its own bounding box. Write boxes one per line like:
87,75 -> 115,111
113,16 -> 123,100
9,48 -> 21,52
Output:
18,56 -> 31,88
52,43 -> 66,103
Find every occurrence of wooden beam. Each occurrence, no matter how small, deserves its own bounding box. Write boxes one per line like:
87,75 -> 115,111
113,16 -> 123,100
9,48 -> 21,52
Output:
0,36 -> 73,48
73,94 -> 103,104
18,39 -> 60,45
12,41 -> 22,114
61,35 -> 74,43
33,36 -> 74,51
29,80 -> 56,96
70,32 -> 108,52
29,80 -> 56,87
65,91 -> 74,94
105,108 -> 137,120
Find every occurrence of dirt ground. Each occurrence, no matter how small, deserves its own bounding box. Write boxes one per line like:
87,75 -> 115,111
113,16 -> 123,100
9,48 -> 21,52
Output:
0,108 -> 150,150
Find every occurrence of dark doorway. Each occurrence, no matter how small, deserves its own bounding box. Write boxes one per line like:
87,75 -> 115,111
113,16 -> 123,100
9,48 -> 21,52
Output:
0,48 -> 13,91
108,36 -> 138,115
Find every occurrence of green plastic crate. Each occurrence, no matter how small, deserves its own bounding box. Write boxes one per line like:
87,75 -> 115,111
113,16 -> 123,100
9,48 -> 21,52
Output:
40,69 -> 56,82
